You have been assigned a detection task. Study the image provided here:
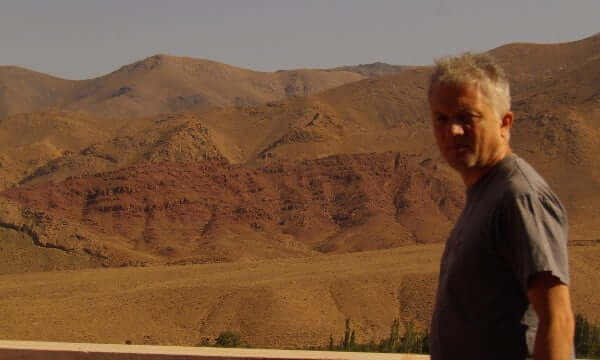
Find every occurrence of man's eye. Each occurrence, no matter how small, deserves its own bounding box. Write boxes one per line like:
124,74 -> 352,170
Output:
436,114 -> 448,123
457,113 -> 477,124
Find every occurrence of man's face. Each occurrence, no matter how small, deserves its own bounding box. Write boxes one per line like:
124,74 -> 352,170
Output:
429,83 -> 511,176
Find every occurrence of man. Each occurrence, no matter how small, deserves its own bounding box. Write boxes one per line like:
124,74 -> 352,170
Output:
428,53 -> 574,360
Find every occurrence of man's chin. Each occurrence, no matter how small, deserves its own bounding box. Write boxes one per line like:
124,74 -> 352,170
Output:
445,155 -> 477,172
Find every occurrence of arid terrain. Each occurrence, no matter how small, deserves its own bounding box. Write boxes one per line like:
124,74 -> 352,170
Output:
0,55 -> 370,119
0,242 -> 599,348
0,33 -> 599,348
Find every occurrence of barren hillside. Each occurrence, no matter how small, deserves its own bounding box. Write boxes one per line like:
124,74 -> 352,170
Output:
0,110 -> 111,189
0,55 -> 364,119
0,66 -> 76,117
326,62 -> 408,77
0,34 -> 599,349
0,109 -> 159,191
493,34 -> 600,239
1,153 -> 463,269
0,242 -> 598,348
12,34 -> 600,240
13,68 -> 435,187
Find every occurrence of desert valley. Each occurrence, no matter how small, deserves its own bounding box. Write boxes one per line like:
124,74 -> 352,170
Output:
1,33 -> 599,348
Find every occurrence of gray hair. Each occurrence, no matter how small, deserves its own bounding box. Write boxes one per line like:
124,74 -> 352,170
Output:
428,52 -> 511,117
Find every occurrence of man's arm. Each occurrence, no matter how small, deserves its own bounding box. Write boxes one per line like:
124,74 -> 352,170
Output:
528,271 -> 575,360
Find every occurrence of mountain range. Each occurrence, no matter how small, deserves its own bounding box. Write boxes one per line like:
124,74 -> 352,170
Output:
0,33 -> 599,348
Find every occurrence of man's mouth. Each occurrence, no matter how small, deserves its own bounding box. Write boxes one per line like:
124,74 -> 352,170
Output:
448,144 -> 470,151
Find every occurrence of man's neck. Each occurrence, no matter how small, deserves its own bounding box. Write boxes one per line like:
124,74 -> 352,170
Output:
462,148 -> 513,188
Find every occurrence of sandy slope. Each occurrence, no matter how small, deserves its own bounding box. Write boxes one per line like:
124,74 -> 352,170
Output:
0,109 -> 132,190
0,242 -> 598,348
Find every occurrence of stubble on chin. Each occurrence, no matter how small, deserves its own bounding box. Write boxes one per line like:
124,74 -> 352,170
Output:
444,152 -> 482,180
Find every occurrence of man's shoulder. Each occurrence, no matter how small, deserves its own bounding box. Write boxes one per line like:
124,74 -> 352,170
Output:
497,154 -> 566,217
499,155 -> 553,196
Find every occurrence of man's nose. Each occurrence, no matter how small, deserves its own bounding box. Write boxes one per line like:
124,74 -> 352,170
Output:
448,123 -> 464,136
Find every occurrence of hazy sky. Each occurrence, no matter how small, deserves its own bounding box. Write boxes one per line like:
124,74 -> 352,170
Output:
1,0 -> 599,80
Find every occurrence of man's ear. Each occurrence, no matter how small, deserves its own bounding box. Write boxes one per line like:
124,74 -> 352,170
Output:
501,111 -> 514,139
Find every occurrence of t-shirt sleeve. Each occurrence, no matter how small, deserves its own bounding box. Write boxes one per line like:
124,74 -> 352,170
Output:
495,191 -> 570,293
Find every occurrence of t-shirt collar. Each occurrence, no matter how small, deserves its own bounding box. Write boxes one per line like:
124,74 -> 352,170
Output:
466,154 -> 517,202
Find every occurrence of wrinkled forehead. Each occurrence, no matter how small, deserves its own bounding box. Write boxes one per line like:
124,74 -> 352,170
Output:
428,82 -> 487,110
429,76 -> 484,95
429,74 -> 505,104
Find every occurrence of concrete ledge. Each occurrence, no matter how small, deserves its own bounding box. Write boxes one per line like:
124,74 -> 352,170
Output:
0,341 -> 429,360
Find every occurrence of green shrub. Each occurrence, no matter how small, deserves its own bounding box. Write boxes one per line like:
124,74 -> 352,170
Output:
575,314 -> 600,359
215,331 -> 241,347
325,318 -> 429,354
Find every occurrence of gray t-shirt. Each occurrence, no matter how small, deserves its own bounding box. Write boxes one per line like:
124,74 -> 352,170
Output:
430,154 -> 571,360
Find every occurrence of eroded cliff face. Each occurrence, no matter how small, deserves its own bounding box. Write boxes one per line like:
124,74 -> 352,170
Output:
1,152 -> 463,269
0,196 -> 133,272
